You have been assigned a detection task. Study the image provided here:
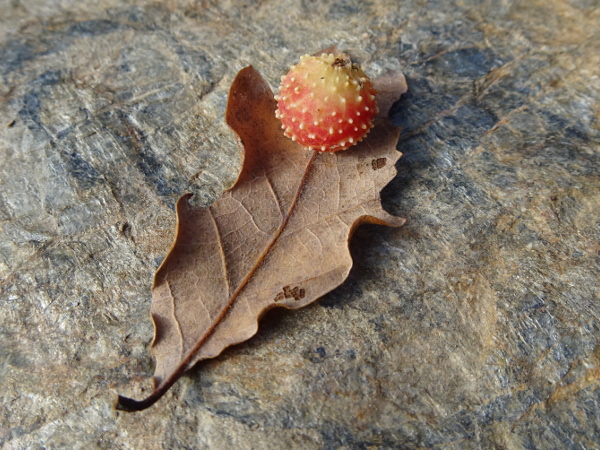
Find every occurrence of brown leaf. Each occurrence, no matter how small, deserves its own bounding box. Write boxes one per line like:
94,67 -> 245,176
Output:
116,65 -> 407,411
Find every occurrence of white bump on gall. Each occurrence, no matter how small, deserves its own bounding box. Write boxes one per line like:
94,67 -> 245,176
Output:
348,118 -> 353,124
299,123 -> 304,130
308,133 -> 315,139
329,127 -> 334,134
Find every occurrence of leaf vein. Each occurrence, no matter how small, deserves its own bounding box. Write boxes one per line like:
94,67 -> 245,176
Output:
166,280 -> 185,359
208,208 -> 231,298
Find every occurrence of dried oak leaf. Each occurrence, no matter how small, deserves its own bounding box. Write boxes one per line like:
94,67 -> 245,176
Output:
116,65 -> 407,411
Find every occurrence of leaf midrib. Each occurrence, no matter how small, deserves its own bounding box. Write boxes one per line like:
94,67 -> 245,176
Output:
161,150 -> 319,388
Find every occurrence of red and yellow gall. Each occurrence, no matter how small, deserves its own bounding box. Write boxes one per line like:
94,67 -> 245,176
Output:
275,53 -> 378,152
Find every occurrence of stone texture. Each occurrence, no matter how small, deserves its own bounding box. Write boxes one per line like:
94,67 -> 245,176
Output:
1,0 -> 599,448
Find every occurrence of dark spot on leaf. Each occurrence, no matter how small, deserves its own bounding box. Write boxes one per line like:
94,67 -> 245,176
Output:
274,285 -> 306,301
371,157 -> 387,170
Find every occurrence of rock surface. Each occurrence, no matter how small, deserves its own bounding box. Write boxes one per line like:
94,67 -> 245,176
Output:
1,0 -> 599,448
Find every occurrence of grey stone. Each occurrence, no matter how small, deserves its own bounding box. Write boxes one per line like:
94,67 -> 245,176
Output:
1,0 -> 598,448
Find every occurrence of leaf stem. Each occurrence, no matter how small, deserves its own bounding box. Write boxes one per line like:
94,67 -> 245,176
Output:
115,394 -> 157,412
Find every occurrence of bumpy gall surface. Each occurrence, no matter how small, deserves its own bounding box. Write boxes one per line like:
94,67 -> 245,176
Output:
275,53 -> 378,152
